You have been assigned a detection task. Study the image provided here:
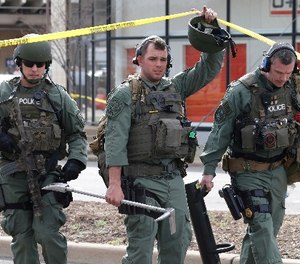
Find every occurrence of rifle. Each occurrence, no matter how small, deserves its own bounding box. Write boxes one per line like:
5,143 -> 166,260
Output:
7,97 -> 44,218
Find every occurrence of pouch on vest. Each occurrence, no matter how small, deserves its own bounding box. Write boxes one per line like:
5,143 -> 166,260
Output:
240,125 -> 256,152
276,127 -> 290,148
89,114 -> 109,187
185,128 -> 198,163
284,145 -> 300,185
155,118 -> 189,158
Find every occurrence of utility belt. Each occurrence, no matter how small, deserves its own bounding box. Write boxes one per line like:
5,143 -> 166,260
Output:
222,153 -> 284,173
123,160 -> 182,177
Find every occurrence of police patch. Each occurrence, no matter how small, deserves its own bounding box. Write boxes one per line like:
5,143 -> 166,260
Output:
214,105 -> 225,123
106,97 -> 125,118
214,101 -> 232,123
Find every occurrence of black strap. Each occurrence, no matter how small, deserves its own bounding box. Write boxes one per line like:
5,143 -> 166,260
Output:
4,188 -> 57,211
249,189 -> 269,198
5,201 -> 32,210
253,204 -> 271,213
231,151 -> 286,163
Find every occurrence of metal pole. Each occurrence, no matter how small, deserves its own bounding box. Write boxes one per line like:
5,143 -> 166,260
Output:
226,0 -> 231,87
78,0 -> 82,110
106,0 -> 112,95
165,0 -> 170,77
66,1 -> 70,92
84,42 -> 88,120
91,0 -> 96,124
292,0 -> 297,47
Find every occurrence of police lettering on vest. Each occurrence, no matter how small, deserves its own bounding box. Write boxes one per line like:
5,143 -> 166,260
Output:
232,72 -> 298,153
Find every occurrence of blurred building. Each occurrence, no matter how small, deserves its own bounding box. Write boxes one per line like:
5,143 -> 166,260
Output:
0,0 -> 299,125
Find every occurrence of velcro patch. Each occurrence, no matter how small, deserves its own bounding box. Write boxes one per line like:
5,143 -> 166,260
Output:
214,101 -> 232,123
106,97 -> 125,118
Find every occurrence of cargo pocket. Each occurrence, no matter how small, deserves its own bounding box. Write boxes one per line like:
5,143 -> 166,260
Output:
1,209 -> 15,236
182,213 -> 192,249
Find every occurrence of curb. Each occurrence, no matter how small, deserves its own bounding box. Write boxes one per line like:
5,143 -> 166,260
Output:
0,236 -> 299,264
0,236 -> 238,263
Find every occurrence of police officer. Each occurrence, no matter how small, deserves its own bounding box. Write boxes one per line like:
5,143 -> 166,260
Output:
103,5 -> 226,264
0,34 -> 87,264
200,42 -> 299,263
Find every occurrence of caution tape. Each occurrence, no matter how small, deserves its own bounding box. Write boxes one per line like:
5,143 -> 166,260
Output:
0,10 -> 198,48
1,9 -> 298,60
70,93 -> 106,105
217,18 -> 300,60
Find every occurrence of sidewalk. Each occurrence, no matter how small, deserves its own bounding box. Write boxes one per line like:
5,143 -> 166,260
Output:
0,127 -> 297,263
0,236 -> 299,264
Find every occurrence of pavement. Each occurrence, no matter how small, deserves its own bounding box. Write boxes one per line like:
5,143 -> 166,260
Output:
0,126 -> 299,263
0,237 -> 299,264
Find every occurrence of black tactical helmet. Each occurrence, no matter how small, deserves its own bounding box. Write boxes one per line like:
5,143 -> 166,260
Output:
13,34 -> 52,68
188,16 -> 236,56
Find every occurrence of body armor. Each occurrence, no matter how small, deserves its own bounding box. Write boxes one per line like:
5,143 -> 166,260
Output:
126,77 -> 194,162
90,75 -> 197,183
1,82 -> 62,162
232,73 -> 298,156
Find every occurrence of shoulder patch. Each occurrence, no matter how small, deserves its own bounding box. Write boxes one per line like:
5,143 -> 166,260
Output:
214,100 -> 232,123
106,97 -> 124,118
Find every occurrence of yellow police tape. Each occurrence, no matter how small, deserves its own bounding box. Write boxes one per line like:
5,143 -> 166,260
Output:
217,18 -> 300,60
1,9 -> 299,60
0,10 -> 198,48
2,10 -> 299,104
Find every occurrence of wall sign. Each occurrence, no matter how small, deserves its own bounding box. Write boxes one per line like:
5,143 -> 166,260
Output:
271,0 -> 300,15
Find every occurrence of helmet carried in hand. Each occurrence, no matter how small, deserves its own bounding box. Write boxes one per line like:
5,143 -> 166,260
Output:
188,16 -> 235,56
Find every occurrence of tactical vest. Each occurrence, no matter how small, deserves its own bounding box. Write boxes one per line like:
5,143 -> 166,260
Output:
232,72 -> 298,156
126,76 -> 194,162
2,83 -> 62,160
90,75 -> 197,184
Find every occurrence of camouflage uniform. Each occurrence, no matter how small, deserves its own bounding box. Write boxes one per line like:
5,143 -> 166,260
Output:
0,77 -> 87,264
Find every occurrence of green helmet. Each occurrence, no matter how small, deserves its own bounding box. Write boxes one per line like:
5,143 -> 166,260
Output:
188,16 -> 234,55
13,34 -> 52,67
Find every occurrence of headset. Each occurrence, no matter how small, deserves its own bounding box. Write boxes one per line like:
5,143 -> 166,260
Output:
132,35 -> 173,70
260,42 -> 298,73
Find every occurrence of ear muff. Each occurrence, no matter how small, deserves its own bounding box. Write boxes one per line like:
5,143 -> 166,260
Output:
15,57 -> 22,67
260,43 -> 298,73
132,36 -> 172,70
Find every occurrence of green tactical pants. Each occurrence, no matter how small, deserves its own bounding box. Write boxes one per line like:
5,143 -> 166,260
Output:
232,165 -> 287,264
0,171 -> 67,264
121,172 -> 192,264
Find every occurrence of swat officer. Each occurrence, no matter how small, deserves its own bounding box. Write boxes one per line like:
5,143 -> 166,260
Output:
0,34 -> 87,264
102,5 -> 229,264
200,42 -> 299,263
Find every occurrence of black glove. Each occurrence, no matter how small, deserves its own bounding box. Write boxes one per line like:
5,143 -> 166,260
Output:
62,159 -> 84,181
0,131 -> 19,153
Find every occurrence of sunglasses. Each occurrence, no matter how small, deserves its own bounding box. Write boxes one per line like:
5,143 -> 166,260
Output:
22,60 -> 46,68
